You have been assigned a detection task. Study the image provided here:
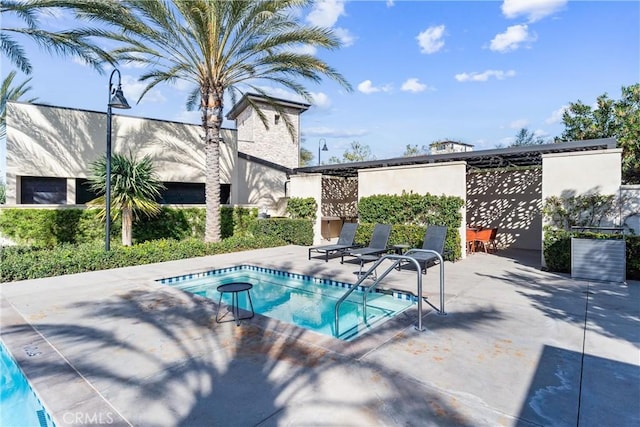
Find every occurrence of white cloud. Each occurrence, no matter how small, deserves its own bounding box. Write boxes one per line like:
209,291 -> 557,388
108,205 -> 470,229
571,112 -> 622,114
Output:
310,92 -> 331,109
417,24 -> 446,54
510,119 -> 529,129
489,24 -> 536,52
454,69 -> 516,82
333,27 -> 356,47
401,78 -> 427,93
546,104 -> 569,124
120,75 -> 166,104
286,44 -> 318,55
357,80 -> 391,94
386,0 -> 395,7
502,0 -> 568,22
306,0 -> 346,27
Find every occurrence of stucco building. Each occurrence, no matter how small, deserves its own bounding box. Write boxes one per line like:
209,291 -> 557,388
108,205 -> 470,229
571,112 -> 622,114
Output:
4,93 -> 304,212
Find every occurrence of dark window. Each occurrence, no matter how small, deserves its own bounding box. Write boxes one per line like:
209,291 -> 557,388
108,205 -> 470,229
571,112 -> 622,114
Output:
76,178 -> 99,204
20,177 -> 67,204
220,184 -> 231,204
274,114 -> 280,125
157,182 -> 231,205
160,182 -> 205,204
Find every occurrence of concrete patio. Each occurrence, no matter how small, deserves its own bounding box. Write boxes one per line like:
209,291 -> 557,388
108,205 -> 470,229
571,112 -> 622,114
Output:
1,246 -> 638,426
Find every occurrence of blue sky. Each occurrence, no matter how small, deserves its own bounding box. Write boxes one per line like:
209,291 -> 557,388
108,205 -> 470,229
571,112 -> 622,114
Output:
2,0 -> 639,165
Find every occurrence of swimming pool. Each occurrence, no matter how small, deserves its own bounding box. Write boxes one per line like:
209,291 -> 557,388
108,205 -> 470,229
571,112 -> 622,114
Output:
0,341 -> 55,427
158,265 -> 415,340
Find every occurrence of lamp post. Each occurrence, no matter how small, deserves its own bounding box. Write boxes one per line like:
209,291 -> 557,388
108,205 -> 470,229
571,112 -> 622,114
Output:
318,138 -> 328,165
105,69 -> 130,251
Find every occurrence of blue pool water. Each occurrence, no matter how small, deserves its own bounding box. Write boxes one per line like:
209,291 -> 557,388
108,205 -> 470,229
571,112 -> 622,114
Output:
159,265 -> 415,340
0,341 -> 55,427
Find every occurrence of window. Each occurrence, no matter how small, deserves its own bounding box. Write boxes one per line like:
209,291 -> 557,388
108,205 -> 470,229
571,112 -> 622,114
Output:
159,182 -> 205,204
157,182 -> 231,205
274,114 -> 280,125
20,177 -> 67,204
76,178 -> 98,204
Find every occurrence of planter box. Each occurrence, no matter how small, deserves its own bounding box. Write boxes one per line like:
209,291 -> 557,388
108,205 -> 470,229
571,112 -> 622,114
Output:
571,238 -> 626,283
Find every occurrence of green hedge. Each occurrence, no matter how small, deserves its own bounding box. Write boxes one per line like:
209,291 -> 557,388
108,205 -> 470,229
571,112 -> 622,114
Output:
0,235 -> 286,282
543,229 -> 640,280
358,192 -> 464,228
248,218 -> 313,246
356,192 -> 464,261
286,197 -> 317,220
0,206 -> 259,247
355,223 -> 461,262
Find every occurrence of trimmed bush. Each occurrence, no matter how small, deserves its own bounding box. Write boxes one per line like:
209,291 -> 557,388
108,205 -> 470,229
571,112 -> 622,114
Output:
355,222 -> 460,262
0,234 -> 286,282
0,206 -> 259,247
356,192 -> 464,261
249,218 -> 313,246
286,197 -> 317,220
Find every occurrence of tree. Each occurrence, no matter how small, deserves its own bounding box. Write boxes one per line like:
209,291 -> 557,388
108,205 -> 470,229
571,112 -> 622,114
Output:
1,0 -> 114,74
403,144 -> 426,157
74,0 -> 351,242
328,141 -> 375,164
511,128 -> 545,146
87,152 -> 165,247
299,147 -> 314,166
560,84 -> 640,183
1,70 -> 38,139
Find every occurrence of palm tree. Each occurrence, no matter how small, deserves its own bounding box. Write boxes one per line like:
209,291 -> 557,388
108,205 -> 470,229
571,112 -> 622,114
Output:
1,70 -> 38,139
68,0 -> 351,242
87,152 -> 165,246
1,0 -> 114,74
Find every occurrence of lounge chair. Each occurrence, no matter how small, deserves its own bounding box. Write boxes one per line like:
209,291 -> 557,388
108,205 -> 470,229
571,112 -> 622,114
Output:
308,222 -> 359,262
341,224 -> 392,264
400,225 -> 447,273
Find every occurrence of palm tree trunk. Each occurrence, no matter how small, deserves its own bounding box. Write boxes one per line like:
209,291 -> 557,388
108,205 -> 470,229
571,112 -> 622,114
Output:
203,86 -> 222,243
122,207 -> 133,246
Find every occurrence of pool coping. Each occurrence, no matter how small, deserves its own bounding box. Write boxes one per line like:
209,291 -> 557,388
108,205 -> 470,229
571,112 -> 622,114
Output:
0,296 -> 132,427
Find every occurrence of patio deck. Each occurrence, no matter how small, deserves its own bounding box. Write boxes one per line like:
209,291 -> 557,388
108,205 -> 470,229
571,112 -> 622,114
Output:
1,246 -> 638,426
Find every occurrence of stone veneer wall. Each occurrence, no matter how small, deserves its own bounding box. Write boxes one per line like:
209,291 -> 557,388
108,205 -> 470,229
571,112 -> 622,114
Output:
236,102 -> 301,169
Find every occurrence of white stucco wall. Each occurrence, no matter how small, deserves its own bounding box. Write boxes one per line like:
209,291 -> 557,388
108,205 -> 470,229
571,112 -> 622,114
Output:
289,173 -> 323,244
542,149 -> 622,197
5,102 -> 237,204
358,162 -> 468,256
541,148 -> 623,265
236,158 -> 288,213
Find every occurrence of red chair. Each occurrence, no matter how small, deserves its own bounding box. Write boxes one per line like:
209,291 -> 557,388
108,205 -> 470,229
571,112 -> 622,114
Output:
474,228 -> 498,253
466,228 -> 478,254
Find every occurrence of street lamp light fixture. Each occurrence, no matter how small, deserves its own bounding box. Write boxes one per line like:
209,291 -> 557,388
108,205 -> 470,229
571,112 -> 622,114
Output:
105,69 -> 130,251
318,138 -> 328,165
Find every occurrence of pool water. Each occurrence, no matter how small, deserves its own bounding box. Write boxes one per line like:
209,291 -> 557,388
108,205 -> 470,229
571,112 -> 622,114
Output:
159,265 -> 414,340
0,341 -> 55,427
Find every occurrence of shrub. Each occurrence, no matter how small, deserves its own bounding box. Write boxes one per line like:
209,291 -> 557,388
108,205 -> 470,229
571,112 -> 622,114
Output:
249,218 -> 313,246
0,235 -> 287,282
356,192 -> 464,261
286,197 -> 317,220
355,223 -> 461,262
0,206 -> 258,247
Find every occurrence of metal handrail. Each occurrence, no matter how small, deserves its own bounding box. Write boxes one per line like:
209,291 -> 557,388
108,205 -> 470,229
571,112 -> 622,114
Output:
334,250 -> 446,338
403,249 -> 446,315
